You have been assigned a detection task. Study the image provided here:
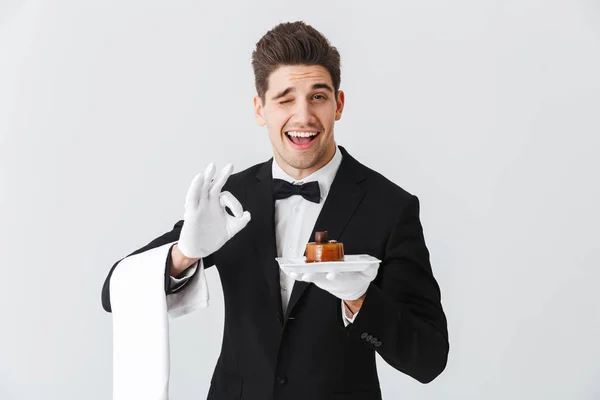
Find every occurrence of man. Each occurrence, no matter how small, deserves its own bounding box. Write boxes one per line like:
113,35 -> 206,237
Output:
102,21 -> 448,400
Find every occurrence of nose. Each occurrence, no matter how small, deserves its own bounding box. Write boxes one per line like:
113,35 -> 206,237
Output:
291,98 -> 315,124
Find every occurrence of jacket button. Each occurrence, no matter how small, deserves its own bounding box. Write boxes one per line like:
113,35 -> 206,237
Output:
374,341 -> 382,347
276,376 -> 287,384
361,332 -> 368,339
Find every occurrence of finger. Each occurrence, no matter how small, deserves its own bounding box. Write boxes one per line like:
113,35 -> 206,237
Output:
199,162 -> 216,200
360,264 -> 380,279
219,191 -> 244,217
301,272 -> 317,282
209,163 -> 234,197
184,172 -> 205,210
227,211 -> 251,235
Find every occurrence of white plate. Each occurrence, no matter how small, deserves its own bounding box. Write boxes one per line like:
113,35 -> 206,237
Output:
275,254 -> 381,274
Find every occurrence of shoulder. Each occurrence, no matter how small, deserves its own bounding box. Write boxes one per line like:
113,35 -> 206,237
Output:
348,159 -> 426,237
363,165 -> 414,199
343,148 -> 416,204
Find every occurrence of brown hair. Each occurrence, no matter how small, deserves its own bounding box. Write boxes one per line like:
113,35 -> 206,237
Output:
251,21 -> 341,102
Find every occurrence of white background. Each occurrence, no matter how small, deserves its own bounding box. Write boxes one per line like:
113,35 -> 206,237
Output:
1,1 -> 599,399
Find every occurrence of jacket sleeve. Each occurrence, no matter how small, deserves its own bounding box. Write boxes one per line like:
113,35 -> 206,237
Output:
100,219 -> 215,313
168,262 -> 199,293
346,195 -> 449,383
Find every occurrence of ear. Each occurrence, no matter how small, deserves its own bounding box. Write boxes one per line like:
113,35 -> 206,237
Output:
253,96 -> 266,126
335,90 -> 345,121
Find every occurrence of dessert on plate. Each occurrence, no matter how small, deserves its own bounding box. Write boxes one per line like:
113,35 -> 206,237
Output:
305,231 -> 344,262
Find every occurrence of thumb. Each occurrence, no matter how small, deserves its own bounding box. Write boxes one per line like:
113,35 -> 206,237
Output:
227,210 -> 251,235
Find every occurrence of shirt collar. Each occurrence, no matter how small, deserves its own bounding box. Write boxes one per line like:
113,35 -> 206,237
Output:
272,145 -> 343,201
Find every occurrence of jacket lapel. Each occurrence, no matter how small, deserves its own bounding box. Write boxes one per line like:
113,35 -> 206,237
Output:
284,146 -> 367,320
245,159 -> 284,322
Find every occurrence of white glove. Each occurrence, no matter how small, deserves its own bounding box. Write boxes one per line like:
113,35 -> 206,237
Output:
177,162 -> 251,258
287,264 -> 380,301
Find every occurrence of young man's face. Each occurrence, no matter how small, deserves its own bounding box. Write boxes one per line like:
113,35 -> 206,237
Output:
254,65 -> 345,180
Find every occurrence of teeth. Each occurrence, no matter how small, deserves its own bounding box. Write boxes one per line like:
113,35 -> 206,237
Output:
287,131 -> 319,138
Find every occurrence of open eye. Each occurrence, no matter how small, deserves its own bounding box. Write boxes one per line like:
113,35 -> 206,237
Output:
312,94 -> 327,101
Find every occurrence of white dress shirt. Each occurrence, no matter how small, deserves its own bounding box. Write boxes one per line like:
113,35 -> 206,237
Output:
171,145 -> 357,325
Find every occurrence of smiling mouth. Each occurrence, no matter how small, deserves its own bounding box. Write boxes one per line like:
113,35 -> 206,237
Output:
285,130 -> 321,147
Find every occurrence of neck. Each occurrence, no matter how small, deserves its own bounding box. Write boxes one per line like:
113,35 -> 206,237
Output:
275,143 -> 337,180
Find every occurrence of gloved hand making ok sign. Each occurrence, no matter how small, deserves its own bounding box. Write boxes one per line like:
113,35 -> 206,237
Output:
177,163 -> 251,259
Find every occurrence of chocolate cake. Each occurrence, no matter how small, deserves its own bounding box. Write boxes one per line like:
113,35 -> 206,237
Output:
305,231 -> 344,262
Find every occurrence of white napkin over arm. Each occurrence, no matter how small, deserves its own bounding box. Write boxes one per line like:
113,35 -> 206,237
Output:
109,241 -> 210,400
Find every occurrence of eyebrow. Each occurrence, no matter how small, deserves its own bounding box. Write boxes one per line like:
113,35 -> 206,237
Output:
270,83 -> 334,101
271,87 -> 295,101
311,83 -> 334,93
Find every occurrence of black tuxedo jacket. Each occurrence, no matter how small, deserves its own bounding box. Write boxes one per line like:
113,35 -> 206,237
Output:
102,146 -> 449,400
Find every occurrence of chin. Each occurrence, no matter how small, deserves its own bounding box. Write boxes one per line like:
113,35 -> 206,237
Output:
283,154 -> 318,170
285,146 -> 329,170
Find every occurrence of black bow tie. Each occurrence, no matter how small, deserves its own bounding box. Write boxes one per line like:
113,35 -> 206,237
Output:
273,178 -> 321,203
